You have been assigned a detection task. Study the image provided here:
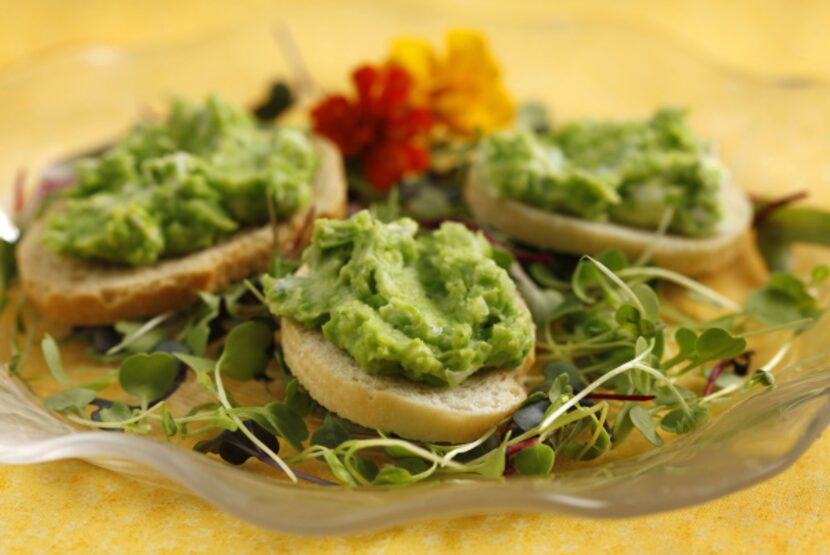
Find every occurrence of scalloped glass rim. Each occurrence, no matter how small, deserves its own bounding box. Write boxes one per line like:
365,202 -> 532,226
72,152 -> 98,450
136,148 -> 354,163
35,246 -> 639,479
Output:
2,17 -> 830,535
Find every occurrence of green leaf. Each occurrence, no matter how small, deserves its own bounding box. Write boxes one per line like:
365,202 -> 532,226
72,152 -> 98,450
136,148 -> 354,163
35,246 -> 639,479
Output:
572,260 -> 600,304
635,336 -> 650,357
98,401 -> 132,422
114,321 -> 167,354
118,352 -> 179,410
629,405 -> 663,447
757,227 -> 792,273
394,457 -> 431,475
547,373 -> 574,403
174,353 -> 216,374
221,282 -> 250,319
310,414 -> 350,449
675,328 -> 698,356
373,465 -> 418,485
41,334 -> 69,385
511,264 -> 564,325
262,402 -> 308,451
660,405 -> 709,434
161,404 -> 178,437
217,320 -> 273,381
184,292 -> 221,356
654,384 -> 696,406
542,361 -> 580,392
321,450 -> 357,486
632,283 -> 660,321
513,443 -> 555,476
615,304 -> 640,326
695,328 -> 747,363
470,442 -> 507,478
44,388 -> 96,416
350,456 -> 379,482
284,378 -> 312,417
761,206 -> 830,247
596,248 -> 629,271
746,273 -> 821,329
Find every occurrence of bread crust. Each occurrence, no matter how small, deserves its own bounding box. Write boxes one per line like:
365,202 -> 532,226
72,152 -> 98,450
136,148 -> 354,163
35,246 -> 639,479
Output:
280,312 -> 535,444
17,137 -> 347,325
464,155 -> 753,276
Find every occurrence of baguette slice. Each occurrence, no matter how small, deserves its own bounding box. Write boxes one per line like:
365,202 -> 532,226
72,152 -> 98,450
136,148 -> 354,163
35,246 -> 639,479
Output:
18,137 -> 347,325
280,309 -> 535,444
465,155 -> 753,276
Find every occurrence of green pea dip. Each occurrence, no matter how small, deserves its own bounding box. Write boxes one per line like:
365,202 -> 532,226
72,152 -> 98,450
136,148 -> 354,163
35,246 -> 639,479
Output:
265,210 -> 534,387
481,108 -> 727,237
43,95 -> 319,266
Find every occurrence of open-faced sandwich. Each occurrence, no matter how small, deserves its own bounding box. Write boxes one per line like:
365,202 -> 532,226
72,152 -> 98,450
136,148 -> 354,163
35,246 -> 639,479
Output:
265,210 -> 536,442
465,108 -> 753,275
17,95 -> 346,325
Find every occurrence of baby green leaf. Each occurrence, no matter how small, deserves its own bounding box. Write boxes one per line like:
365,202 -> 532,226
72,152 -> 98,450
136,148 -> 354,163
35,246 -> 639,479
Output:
41,334 -> 69,385
161,404 -> 178,437
675,328 -> 698,356
350,456 -> 379,482
262,402 -> 308,451
184,292 -> 221,356
660,405 -> 709,434
745,273 -> 821,328
596,248 -> 629,271
310,414 -> 350,449
572,260 -> 600,304
98,401 -> 132,422
629,404 -> 663,447
543,361 -> 581,392
113,320 -> 168,354
695,328 -> 747,362
44,387 -> 96,416
394,457 -> 431,475
514,443 -> 555,476
284,378 -> 312,417
217,320 -> 273,381
322,451 -> 357,486
373,465 -> 417,485
119,352 -> 179,410
174,353 -> 216,374
632,283 -> 660,321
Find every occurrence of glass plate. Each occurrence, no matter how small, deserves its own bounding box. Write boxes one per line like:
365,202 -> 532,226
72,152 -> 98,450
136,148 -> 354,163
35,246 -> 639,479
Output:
2,17 -> 830,535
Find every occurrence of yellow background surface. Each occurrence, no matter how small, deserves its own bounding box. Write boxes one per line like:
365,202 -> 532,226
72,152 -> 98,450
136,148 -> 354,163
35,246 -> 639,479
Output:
2,1 -> 830,553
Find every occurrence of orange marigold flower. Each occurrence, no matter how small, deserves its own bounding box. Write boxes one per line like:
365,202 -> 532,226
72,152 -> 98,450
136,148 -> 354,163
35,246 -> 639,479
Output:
311,64 -> 432,190
389,29 -> 515,136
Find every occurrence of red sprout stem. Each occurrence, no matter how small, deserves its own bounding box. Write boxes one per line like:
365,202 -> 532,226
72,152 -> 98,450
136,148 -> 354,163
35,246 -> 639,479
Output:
585,392 -> 656,401
752,190 -> 809,226
506,436 -> 540,457
703,360 -> 728,397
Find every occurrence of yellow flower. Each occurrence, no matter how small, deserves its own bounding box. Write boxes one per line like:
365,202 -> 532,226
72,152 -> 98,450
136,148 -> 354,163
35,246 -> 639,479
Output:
389,29 -> 515,137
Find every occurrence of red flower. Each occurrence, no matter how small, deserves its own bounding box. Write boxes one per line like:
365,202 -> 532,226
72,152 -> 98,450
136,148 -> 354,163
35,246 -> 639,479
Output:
311,64 -> 433,190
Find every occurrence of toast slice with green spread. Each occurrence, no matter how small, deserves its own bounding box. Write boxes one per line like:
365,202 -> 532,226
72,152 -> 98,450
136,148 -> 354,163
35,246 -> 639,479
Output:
17,138 -> 346,325
267,212 -> 537,442
465,154 -> 753,276
280,312 -> 534,443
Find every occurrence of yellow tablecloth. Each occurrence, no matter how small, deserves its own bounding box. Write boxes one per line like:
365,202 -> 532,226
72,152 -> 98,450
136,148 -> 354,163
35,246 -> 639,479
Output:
2,2 -> 830,553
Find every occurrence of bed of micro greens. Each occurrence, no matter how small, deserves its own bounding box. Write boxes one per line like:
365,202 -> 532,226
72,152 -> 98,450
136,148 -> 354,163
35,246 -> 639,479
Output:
13,239 -> 826,486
